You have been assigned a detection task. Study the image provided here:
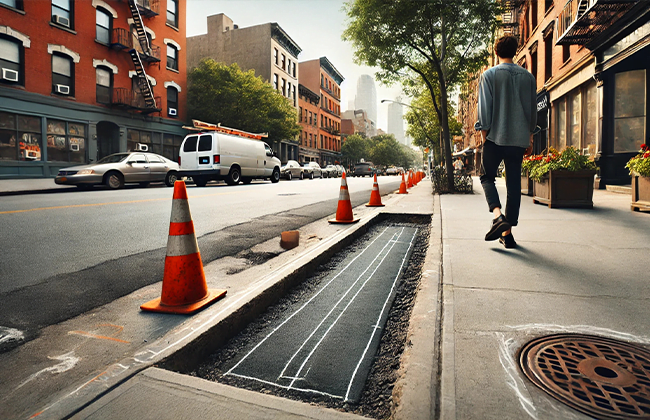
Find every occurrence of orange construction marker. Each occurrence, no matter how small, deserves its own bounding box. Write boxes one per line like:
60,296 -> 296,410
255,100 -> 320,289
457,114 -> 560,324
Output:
366,173 -> 385,207
329,172 -> 359,224
397,172 -> 408,194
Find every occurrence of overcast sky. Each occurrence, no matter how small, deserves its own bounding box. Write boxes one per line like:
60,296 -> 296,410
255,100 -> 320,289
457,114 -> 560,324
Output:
185,0 -> 405,131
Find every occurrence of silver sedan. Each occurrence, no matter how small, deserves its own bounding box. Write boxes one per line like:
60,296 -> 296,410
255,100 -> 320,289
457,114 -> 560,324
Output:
280,160 -> 304,180
54,152 -> 180,190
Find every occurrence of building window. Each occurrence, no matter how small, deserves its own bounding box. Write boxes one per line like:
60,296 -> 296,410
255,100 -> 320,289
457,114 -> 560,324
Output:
96,8 -> 112,45
52,54 -> 74,96
0,112 -> 42,161
1,0 -> 24,10
273,73 -> 278,90
287,58 -> 291,74
293,89 -> 296,107
531,0 -> 537,30
96,67 -> 112,104
167,86 -> 178,118
321,74 -> 323,87
47,119 -> 86,163
281,78 -> 286,96
274,48 -> 278,65
166,44 -> 178,70
52,0 -> 73,29
281,54 -> 285,71
545,0 -> 553,12
166,0 -> 178,27
292,62 -> 296,78
309,111 -> 312,125
614,70 -> 646,153
530,51 -> 537,81
562,44 -> 570,63
299,107 -> 303,122
544,32 -> 553,82
0,36 -> 22,85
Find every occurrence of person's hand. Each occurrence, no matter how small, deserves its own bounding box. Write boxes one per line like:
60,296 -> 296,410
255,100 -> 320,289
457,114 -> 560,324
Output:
525,134 -> 534,156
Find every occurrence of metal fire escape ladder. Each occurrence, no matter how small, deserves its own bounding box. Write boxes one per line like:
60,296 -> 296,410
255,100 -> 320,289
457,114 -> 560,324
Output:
127,0 -> 151,55
128,49 -> 156,109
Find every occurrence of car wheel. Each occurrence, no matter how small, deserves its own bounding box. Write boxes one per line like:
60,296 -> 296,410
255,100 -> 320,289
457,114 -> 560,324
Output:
300,172 -> 304,180
226,167 -> 241,185
310,172 -> 314,179
165,171 -> 178,187
271,168 -> 280,183
104,171 -> 124,189
193,176 -> 207,187
286,172 -> 292,180
242,177 -> 252,185
139,182 -> 150,188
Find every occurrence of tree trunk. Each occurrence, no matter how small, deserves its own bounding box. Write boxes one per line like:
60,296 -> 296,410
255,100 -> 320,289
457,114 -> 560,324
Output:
440,87 -> 454,191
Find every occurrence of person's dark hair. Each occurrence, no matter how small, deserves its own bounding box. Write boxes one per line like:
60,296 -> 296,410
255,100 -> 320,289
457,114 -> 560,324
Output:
494,36 -> 519,59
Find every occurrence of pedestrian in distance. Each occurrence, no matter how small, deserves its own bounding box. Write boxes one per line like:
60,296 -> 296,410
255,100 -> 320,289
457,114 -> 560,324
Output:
475,35 -> 538,249
453,158 -> 464,172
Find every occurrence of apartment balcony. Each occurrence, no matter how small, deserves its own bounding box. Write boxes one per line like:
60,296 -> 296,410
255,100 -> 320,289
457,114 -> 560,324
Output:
320,85 -> 340,100
135,0 -> 159,17
321,106 -> 340,118
556,0 -> 638,46
110,28 -> 161,63
111,88 -> 161,114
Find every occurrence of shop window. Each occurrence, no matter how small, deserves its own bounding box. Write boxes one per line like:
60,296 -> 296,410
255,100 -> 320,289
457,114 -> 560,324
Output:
96,8 -> 111,44
52,54 -> 74,96
584,81 -> 598,156
0,112 -> 42,161
614,70 -> 646,153
151,132 -> 162,155
166,0 -> 178,27
167,86 -> 178,118
46,119 -> 86,163
163,133 -> 182,161
0,36 -> 22,85
52,0 -> 73,29
96,67 -> 112,104
568,91 -> 581,149
127,129 -> 152,152
166,44 -> 178,71
1,0 -> 24,11
557,100 -> 567,149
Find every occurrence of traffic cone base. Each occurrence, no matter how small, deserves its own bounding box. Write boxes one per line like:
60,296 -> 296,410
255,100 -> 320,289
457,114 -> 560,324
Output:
140,289 -> 226,314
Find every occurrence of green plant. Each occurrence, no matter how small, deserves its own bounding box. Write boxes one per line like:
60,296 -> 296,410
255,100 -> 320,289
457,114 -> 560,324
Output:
525,147 -> 597,182
626,144 -> 650,178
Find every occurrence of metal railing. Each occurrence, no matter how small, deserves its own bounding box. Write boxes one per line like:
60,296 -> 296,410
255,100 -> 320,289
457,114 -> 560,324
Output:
110,28 -> 160,62
135,0 -> 159,17
112,88 -> 161,112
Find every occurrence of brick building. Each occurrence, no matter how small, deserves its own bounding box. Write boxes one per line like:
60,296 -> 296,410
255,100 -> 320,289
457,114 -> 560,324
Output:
186,13 -> 301,163
299,57 -> 344,166
0,0 -> 187,179
297,83 -> 320,163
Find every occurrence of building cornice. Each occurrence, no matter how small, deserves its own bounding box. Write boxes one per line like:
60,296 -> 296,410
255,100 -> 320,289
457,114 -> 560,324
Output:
271,23 -> 301,58
319,57 -> 344,85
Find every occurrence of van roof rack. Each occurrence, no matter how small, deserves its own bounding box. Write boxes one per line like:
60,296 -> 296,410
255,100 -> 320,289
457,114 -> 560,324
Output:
182,119 -> 268,140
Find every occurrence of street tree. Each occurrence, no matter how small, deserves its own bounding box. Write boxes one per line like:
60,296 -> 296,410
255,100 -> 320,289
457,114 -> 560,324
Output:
343,0 -> 500,191
188,59 -> 300,152
341,133 -> 371,165
369,134 -> 403,168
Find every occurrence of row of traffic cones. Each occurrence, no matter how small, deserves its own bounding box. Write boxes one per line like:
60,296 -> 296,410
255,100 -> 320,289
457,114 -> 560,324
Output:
142,170 -> 427,315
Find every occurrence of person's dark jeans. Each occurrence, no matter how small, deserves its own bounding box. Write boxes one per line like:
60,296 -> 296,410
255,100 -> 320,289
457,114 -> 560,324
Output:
479,140 -> 526,226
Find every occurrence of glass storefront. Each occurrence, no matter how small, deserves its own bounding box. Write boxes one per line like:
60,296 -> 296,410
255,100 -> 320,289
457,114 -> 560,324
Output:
0,112 -> 42,161
46,119 -> 87,163
614,69 -> 646,153
128,128 -> 183,161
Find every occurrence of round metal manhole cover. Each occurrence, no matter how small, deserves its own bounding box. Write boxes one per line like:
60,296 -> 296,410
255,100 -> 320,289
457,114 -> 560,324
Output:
519,334 -> 650,419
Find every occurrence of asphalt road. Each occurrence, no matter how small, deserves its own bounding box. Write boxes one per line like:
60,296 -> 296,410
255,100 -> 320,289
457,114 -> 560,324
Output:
0,175 -> 401,349
222,225 -> 418,402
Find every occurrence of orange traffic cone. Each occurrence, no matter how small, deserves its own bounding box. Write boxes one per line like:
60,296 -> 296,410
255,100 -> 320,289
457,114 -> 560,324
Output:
397,172 -> 408,194
141,181 -> 226,314
407,171 -> 414,188
366,173 -> 385,207
329,172 -> 359,224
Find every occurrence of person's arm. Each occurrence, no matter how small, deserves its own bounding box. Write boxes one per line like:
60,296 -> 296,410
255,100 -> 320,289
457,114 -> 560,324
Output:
476,72 -> 493,144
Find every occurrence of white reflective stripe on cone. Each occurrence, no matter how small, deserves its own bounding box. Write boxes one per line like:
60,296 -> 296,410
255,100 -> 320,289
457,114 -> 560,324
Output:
166,234 -> 200,257
170,200 -> 192,223
341,178 -> 347,187
339,188 -> 350,201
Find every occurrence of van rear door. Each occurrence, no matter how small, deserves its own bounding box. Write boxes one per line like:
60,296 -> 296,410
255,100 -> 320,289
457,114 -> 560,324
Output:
180,135 -> 199,170
197,134 -> 214,169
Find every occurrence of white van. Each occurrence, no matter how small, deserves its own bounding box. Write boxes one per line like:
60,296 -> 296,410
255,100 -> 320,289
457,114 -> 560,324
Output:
178,132 -> 281,186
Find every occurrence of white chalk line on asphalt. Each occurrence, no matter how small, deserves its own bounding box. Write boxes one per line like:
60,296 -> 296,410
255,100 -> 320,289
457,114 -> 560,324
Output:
227,372 -> 344,400
224,226 -> 392,376
287,227 -> 408,391
344,228 -> 417,402
278,228 -> 403,383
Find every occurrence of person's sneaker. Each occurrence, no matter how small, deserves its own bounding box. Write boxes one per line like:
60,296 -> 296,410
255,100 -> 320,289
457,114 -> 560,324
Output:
485,215 -> 511,241
499,233 -> 517,249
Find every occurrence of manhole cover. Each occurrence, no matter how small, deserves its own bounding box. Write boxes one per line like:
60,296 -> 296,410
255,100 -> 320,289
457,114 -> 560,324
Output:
519,334 -> 650,419
278,193 -> 299,196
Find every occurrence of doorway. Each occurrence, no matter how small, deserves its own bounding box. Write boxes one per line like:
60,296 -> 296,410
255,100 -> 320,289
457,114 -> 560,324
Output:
97,121 -> 120,160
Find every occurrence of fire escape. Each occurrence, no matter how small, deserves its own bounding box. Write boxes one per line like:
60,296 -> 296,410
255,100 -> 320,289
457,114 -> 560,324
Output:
556,0 -> 639,46
501,0 -> 525,41
110,0 -> 161,114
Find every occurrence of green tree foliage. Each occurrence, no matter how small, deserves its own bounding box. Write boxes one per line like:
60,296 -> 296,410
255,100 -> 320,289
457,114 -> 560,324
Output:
369,134 -> 402,167
342,133 -> 420,169
344,0 -> 500,190
188,59 -> 300,146
341,134 -> 371,165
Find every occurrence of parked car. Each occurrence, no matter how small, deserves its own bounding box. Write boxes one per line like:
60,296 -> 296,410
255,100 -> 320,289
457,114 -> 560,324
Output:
386,166 -> 399,175
280,160 -> 304,180
178,131 -> 281,186
324,165 -> 338,178
303,162 -> 323,179
54,152 -> 180,190
353,161 -> 375,177
335,165 -> 345,176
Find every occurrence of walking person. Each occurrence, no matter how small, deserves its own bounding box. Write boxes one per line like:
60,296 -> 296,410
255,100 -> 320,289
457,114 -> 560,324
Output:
475,35 -> 537,249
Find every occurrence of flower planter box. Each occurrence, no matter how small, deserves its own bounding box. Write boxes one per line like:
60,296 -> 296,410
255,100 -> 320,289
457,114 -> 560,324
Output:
521,174 -> 533,196
631,175 -> 650,212
533,169 -> 597,208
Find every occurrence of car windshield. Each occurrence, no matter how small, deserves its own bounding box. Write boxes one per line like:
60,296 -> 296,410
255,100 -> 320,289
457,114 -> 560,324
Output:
96,154 -> 129,164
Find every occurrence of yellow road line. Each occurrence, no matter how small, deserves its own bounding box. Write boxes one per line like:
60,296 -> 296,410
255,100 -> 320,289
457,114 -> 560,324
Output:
0,190 -> 237,215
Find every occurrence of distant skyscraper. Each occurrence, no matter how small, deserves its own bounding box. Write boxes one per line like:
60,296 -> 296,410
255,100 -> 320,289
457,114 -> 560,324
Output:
387,100 -> 406,145
354,75 -> 377,126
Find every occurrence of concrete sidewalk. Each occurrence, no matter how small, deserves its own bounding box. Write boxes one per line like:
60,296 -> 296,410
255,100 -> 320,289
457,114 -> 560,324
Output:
0,177 -> 75,195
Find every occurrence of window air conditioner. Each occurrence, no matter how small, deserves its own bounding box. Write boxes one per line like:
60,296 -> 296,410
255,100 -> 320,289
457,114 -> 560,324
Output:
168,108 -> 177,116
70,144 -> 80,152
1,68 -> 19,82
53,15 -> 70,27
135,143 -> 149,152
55,84 -> 70,95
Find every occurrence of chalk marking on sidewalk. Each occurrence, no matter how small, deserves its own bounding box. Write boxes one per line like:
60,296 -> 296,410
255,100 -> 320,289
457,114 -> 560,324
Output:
288,227 -> 408,391
17,352 -> 80,389
345,228 -> 417,401
277,228 -> 401,382
68,331 -> 130,344
225,226 -> 392,377
0,326 -> 24,345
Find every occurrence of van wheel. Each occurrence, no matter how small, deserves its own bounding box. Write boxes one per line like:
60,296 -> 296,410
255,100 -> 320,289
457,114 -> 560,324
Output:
271,168 -> 280,183
194,176 -> 207,187
226,167 -> 241,185
241,177 -> 252,185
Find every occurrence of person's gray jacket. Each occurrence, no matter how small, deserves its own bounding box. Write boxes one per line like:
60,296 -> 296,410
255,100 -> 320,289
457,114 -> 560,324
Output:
475,63 -> 537,148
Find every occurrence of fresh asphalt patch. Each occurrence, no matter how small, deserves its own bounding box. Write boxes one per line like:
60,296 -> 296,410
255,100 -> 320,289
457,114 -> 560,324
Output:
190,218 -> 431,419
